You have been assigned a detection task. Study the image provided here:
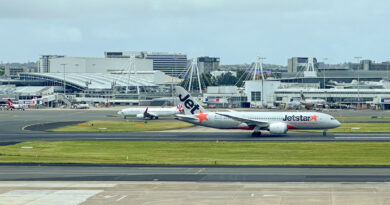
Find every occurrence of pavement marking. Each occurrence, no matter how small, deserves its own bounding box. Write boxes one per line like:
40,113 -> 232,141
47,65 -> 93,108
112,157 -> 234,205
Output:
195,168 -> 205,175
116,195 -> 128,201
0,189 -> 103,205
335,137 -> 390,139
335,133 -> 390,136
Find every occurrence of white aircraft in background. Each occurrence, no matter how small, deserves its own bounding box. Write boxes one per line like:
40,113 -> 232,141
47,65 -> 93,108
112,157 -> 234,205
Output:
117,105 -> 183,120
300,92 -> 326,109
73,104 -> 90,109
286,92 -> 326,110
7,99 -> 25,110
174,86 -> 340,136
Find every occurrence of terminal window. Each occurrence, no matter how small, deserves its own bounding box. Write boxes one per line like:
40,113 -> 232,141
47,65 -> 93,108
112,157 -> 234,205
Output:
251,92 -> 261,101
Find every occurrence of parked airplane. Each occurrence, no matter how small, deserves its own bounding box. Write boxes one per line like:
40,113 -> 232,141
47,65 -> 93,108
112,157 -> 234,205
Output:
73,104 -> 90,109
7,99 -> 25,111
300,92 -> 326,109
285,92 -> 326,110
174,86 -> 340,136
117,105 -> 183,120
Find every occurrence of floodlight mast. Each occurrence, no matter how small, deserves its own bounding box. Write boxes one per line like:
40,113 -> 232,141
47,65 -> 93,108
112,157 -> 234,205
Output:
187,58 -> 202,94
125,55 -> 139,95
61,64 -> 66,95
254,56 -> 266,108
354,56 -> 362,109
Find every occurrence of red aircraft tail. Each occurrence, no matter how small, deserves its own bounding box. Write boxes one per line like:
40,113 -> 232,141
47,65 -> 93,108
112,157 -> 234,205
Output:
7,99 -> 15,109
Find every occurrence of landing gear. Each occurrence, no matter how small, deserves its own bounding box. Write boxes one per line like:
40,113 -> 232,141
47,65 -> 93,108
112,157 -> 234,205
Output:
251,131 -> 262,137
251,126 -> 262,137
323,129 -> 328,136
124,116 -> 126,119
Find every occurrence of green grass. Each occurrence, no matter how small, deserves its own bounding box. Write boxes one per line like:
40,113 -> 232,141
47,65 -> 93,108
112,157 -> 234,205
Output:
298,123 -> 390,133
48,120 -> 193,132
1,141 -> 390,165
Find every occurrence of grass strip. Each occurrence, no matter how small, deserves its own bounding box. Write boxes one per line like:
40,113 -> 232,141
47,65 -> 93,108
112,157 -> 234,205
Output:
1,141 -> 390,165
48,120 -> 193,132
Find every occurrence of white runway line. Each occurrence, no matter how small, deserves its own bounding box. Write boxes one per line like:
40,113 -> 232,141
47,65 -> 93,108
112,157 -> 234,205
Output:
335,137 -> 390,139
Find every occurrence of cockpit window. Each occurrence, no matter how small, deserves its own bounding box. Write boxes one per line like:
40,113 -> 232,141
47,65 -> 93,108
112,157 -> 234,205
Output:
330,118 -> 335,120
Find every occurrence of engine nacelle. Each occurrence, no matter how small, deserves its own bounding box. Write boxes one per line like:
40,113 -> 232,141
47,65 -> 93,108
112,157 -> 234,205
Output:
268,122 -> 288,134
136,113 -> 144,119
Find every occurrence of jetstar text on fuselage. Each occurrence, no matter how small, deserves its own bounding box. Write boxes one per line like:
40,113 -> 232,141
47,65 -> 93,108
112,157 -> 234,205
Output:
283,115 -> 317,122
178,94 -> 200,114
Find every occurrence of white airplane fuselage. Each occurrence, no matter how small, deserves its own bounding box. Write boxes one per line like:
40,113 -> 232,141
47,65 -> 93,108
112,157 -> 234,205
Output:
176,111 -> 340,130
118,107 -> 180,119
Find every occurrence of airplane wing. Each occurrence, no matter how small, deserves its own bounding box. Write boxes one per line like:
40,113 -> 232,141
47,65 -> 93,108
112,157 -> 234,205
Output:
175,114 -> 198,121
146,112 -> 158,118
216,112 -> 269,127
142,107 -> 158,118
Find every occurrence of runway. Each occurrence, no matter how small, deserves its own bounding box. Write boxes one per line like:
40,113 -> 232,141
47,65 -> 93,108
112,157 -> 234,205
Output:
1,165 -> 390,182
2,131 -> 390,144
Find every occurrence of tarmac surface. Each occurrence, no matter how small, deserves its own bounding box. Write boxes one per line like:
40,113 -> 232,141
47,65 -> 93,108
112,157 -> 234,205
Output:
1,181 -> 390,205
1,165 -> 390,182
2,131 -> 390,145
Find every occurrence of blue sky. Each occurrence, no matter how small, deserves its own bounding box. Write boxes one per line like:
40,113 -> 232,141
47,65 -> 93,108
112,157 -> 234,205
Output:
0,0 -> 389,65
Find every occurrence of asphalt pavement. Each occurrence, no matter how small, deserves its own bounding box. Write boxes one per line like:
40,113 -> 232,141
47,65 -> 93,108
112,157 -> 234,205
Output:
1,165 -> 390,182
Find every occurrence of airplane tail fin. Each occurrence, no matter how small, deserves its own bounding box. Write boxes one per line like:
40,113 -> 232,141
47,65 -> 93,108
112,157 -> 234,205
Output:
7,99 -> 14,109
144,107 -> 148,114
175,86 -> 206,115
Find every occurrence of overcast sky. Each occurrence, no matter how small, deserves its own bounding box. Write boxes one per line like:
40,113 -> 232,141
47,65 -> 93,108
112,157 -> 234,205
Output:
1,0 -> 389,65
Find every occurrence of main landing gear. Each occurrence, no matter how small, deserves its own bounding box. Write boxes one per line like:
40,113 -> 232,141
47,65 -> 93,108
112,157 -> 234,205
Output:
323,129 -> 328,136
251,131 -> 262,137
251,126 -> 262,137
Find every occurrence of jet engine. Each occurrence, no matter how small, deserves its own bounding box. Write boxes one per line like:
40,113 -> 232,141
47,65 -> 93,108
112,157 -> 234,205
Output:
268,122 -> 288,134
136,113 -> 144,119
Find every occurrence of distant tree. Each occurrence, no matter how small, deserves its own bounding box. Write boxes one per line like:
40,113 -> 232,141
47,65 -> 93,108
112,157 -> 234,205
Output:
0,66 -> 4,76
180,72 -> 216,91
216,72 -> 237,85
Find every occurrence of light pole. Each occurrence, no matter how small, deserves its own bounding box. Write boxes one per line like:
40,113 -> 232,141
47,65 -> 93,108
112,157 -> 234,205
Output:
61,64 -> 67,96
323,58 -> 328,104
257,56 -> 266,108
354,57 -> 362,109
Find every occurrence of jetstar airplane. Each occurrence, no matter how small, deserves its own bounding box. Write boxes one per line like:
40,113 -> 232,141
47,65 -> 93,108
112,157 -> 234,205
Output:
117,105 -> 183,120
174,86 -> 340,136
7,99 -> 25,111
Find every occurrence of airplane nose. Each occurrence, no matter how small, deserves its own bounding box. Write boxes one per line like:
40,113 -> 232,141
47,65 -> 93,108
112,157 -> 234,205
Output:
335,120 -> 341,128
